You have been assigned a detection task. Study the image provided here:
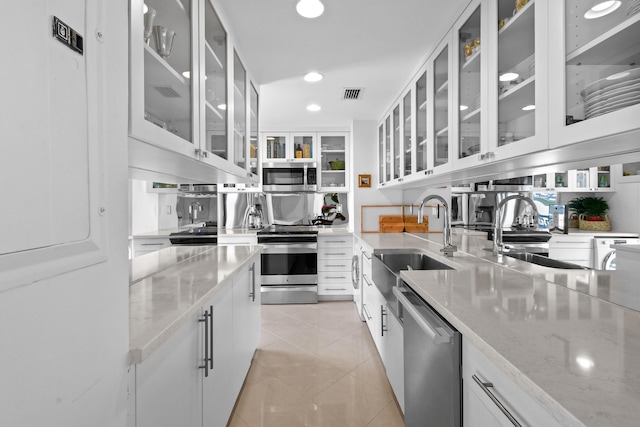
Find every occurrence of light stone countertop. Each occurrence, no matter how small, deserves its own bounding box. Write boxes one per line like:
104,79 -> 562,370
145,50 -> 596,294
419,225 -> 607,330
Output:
129,245 -> 261,364
132,225 -> 353,238
356,230 -> 640,427
611,243 -> 640,253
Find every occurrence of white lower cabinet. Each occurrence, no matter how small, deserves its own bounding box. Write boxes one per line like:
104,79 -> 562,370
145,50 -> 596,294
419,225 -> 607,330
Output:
134,256 -> 260,427
217,234 -> 258,245
463,339 -> 562,427
317,235 -> 354,298
382,306 -> 404,413
548,235 -> 593,268
132,237 -> 172,258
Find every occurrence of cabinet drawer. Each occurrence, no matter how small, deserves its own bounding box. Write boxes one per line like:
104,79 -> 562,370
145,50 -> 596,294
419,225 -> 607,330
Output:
317,260 -> 351,272
548,248 -> 592,264
318,236 -> 353,248
218,235 -> 257,245
318,249 -> 352,260
318,271 -> 351,283
133,238 -> 172,252
318,282 -> 353,296
549,238 -> 592,249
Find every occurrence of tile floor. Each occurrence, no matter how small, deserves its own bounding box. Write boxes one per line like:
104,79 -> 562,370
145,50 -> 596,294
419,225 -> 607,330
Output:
228,301 -> 405,427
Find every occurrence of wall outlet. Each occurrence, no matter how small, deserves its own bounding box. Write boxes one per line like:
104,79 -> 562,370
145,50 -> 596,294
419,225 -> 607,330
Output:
166,205 -> 172,215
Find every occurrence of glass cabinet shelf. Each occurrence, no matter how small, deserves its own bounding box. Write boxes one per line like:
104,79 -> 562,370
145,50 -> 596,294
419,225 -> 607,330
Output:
458,5 -> 482,160
565,0 -> 640,123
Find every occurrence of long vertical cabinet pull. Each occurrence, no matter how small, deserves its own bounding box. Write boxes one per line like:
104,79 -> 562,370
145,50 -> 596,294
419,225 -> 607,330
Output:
249,262 -> 256,302
199,309 -> 210,377
472,374 -> 522,427
208,305 -> 213,370
381,305 -> 388,337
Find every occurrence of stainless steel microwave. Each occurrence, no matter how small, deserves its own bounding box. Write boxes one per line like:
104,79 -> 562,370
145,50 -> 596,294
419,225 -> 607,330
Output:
262,162 -> 317,192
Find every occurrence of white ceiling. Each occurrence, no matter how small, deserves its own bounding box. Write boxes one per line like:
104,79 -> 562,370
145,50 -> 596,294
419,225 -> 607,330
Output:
215,0 -> 471,130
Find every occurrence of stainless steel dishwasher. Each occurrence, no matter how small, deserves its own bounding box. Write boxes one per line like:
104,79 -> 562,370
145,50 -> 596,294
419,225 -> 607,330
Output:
394,285 -> 461,427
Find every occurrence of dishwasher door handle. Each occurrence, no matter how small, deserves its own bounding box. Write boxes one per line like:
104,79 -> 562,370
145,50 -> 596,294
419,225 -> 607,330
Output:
393,287 -> 452,344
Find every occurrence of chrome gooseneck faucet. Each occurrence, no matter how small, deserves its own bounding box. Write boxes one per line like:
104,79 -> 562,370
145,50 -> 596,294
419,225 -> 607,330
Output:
493,194 -> 539,254
417,195 -> 457,257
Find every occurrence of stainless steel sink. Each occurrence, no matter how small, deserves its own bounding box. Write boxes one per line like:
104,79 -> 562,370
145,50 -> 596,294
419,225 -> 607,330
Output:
371,249 -> 454,316
374,250 -> 454,274
503,252 -> 589,270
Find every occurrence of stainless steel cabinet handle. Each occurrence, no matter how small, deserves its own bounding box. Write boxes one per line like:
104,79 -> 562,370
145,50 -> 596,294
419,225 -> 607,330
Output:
325,288 -> 347,291
325,240 -> 347,244
362,251 -> 371,260
199,309 -> 210,377
208,306 -> 213,370
249,262 -> 256,302
472,374 -> 522,427
381,305 -> 388,337
362,304 -> 372,320
140,242 -> 167,246
363,274 -> 372,287
324,252 -> 347,256
325,276 -> 347,279
324,264 -> 347,268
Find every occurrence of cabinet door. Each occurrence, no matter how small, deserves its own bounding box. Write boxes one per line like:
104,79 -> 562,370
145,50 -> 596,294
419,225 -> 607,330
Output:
233,51 -> 247,170
319,132 -> 349,191
136,310 -> 202,427
432,37 -> 453,175
203,285 -> 234,427
378,123 -> 385,184
202,0 -> 227,160
382,308 -> 404,413
453,1 -> 484,170
232,260 -> 261,396
291,132 -> 317,161
130,0 -> 196,152
249,82 -> 259,175
1,0 -> 107,291
263,132 -> 289,160
402,88 -> 414,177
548,0 -> 640,148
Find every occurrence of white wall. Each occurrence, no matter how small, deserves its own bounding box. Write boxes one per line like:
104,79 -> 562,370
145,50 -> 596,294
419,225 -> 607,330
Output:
351,120 -> 403,233
130,180 -> 179,234
0,2 -> 130,426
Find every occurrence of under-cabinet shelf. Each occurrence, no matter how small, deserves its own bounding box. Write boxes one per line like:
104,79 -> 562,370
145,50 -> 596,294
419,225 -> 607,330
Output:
461,49 -> 481,73
205,100 -> 224,121
436,80 -> 448,95
436,127 -> 449,137
144,44 -> 191,122
566,13 -> 640,65
462,108 -> 481,123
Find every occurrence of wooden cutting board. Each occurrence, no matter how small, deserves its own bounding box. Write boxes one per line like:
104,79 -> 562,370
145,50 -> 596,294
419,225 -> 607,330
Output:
379,215 -> 429,233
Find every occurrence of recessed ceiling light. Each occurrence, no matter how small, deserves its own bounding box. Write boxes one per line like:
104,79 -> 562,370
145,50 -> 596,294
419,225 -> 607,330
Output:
217,104 -> 227,110
522,104 -> 536,111
576,356 -> 594,370
306,104 -> 321,112
460,105 -> 469,111
304,72 -> 324,82
143,3 -> 149,13
181,71 -> 207,80
606,71 -> 630,80
296,0 -> 324,19
499,72 -> 520,82
584,1 -> 621,19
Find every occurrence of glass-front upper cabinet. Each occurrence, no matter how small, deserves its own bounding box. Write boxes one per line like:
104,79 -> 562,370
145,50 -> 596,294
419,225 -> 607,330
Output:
204,1 -> 227,159
457,5 -> 482,162
433,44 -> 450,170
132,0 -> 195,150
385,115 -> 391,182
378,124 -> 384,184
497,0 -> 535,148
249,83 -> 259,175
262,132 -> 315,162
402,90 -> 413,176
233,51 -> 246,170
393,105 -> 401,179
549,0 -> 640,147
415,71 -> 428,173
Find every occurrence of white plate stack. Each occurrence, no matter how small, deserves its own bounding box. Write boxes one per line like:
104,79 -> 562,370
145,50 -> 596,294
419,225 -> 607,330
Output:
628,0 -> 640,16
581,68 -> 640,119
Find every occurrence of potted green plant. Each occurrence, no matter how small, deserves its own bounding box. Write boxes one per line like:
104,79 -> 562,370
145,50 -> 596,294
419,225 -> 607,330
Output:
581,196 -> 609,221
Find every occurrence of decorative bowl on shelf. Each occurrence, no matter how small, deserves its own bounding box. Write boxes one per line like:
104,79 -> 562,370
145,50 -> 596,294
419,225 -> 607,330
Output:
328,159 -> 345,170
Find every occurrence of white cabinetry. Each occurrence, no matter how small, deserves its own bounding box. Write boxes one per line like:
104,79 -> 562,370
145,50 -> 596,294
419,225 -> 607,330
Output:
262,132 -> 317,162
548,235 -> 593,268
317,235 -> 353,298
533,166 -> 615,192
548,0 -> 640,148
129,0 -> 259,184
318,132 -> 350,191
132,237 -> 172,257
0,0 -> 107,291
463,338 -> 562,427
217,234 -> 258,245
134,257 -> 260,427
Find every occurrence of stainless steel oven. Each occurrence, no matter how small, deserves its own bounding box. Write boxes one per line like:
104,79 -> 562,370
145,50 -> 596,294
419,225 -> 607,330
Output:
262,162 -> 317,192
257,226 -> 318,304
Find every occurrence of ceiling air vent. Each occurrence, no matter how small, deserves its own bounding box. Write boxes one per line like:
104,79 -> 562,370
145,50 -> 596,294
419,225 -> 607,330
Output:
154,86 -> 181,98
342,88 -> 363,100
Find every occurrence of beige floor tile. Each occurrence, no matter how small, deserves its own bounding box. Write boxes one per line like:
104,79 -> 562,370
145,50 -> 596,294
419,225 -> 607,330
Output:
313,375 -> 393,427
350,355 -> 393,394
234,302 -> 404,427
366,401 -> 405,427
